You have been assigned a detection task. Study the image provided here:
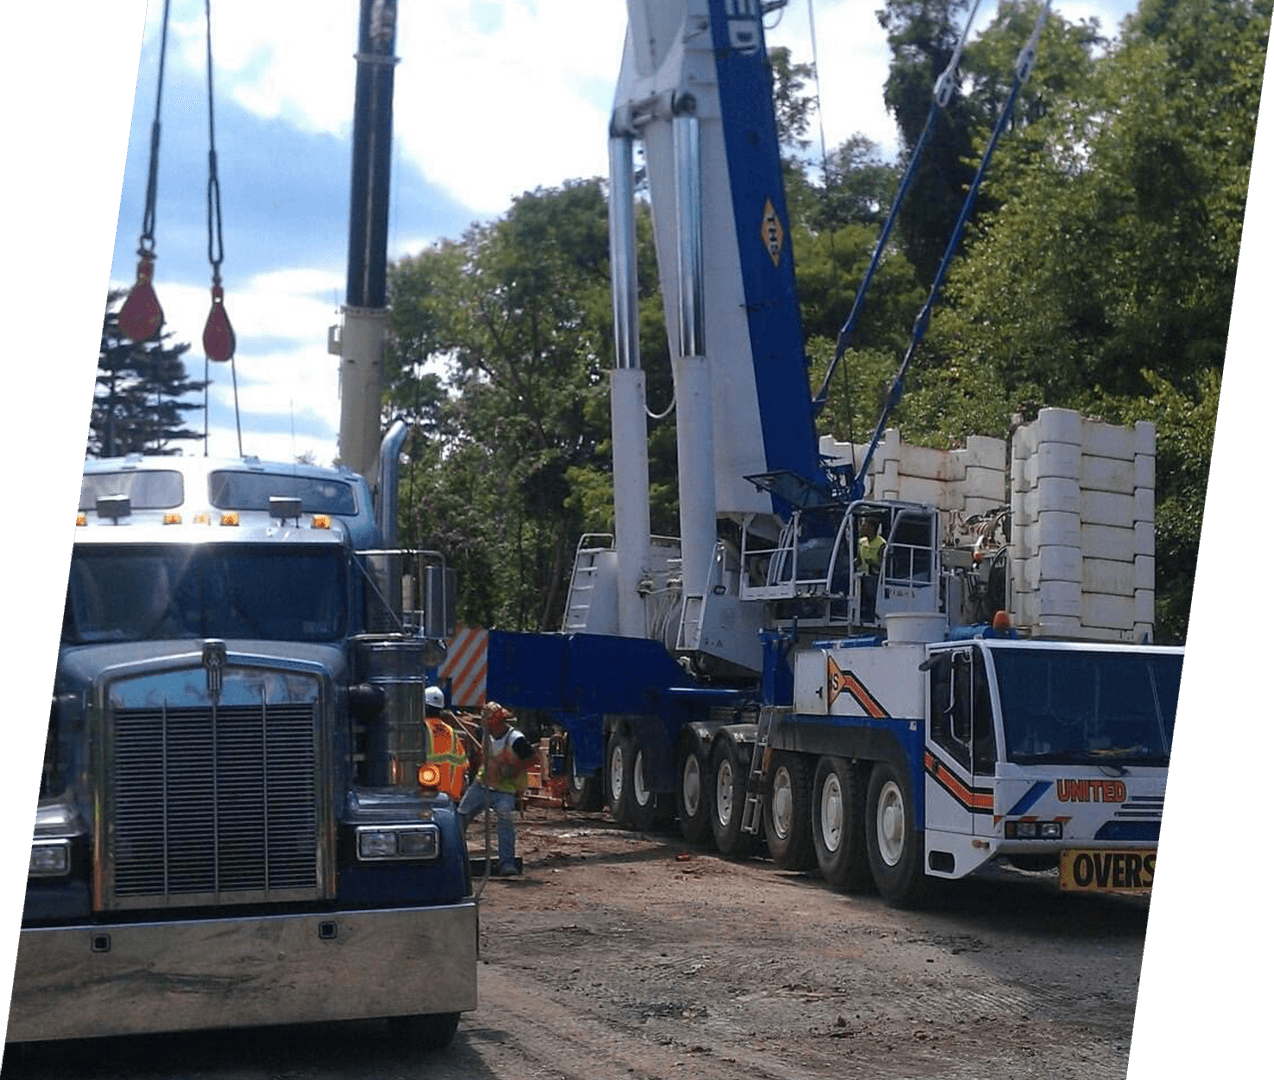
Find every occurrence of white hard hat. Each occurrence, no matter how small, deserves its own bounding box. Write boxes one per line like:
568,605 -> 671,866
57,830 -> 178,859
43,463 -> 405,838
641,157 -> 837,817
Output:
424,686 -> 445,710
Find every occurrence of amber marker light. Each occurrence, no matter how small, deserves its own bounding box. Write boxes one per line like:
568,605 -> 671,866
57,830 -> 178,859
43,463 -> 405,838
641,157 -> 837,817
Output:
311,514 -> 333,530
220,512 -> 240,526
163,513 -> 182,525
75,514 -> 87,526
417,763 -> 442,792
194,512 -> 212,525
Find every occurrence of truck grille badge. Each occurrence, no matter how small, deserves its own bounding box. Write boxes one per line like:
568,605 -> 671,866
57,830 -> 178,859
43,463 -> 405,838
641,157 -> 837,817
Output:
202,640 -> 227,699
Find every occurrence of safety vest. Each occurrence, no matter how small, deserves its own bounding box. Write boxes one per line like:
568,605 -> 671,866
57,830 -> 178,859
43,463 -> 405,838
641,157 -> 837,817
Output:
858,534 -> 885,573
424,717 -> 469,801
477,728 -> 531,795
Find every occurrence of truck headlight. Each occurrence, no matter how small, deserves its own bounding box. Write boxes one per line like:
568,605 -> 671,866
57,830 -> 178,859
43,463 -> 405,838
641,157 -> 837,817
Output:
355,825 -> 440,862
30,840 -> 70,878
1006,820 -> 1064,840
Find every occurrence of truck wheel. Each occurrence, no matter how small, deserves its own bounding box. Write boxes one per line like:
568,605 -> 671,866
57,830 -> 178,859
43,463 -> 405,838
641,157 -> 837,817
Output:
709,738 -> 749,858
811,756 -> 871,891
865,760 -> 929,908
765,752 -> 816,871
388,1011 -> 461,1049
629,744 -> 661,831
565,736 -> 602,812
605,731 -> 634,826
675,738 -> 711,844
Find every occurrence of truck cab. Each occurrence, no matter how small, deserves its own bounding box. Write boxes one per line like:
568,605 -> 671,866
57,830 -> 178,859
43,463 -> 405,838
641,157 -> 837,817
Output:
11,457 -> 475,1047
920,639 -> 1179,886
783,633 -> 1182,904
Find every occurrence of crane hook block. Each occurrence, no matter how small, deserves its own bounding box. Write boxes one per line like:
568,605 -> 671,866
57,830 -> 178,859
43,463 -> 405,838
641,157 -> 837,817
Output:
118,256 -> 164,343
202,284 -> 236,363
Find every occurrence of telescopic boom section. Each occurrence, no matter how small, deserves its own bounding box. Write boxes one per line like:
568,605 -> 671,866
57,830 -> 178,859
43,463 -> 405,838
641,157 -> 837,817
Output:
609,0 -> 826,542
336,0 -> 399,484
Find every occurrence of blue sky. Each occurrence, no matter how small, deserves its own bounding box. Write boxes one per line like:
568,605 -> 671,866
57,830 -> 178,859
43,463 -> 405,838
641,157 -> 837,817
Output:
94,0 -> 1143,467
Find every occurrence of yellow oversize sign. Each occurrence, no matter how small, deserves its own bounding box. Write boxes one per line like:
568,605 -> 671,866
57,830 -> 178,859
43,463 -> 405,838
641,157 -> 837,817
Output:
1059,848 -> 1155,893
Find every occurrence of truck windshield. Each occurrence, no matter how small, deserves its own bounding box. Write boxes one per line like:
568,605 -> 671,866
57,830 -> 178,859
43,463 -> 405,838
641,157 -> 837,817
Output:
992,648 -> 1181,767
63,544 -> 347,644
79,471 -> 183,511
209,471 -> 358,515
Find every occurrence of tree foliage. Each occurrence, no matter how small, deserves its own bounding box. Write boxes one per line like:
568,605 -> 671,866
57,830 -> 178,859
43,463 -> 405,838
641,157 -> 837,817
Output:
913,0 -> 1269,637
877,0 -> 982,283
386,181 -> 676,630
89,290 -> 206,457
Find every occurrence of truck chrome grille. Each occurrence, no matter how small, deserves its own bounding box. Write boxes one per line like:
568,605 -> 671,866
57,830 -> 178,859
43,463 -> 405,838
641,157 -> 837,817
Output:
109,701 -> 320,907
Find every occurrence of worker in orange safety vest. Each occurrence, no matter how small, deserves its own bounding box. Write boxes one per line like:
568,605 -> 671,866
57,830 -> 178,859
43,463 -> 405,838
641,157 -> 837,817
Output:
423,686 -> 471,802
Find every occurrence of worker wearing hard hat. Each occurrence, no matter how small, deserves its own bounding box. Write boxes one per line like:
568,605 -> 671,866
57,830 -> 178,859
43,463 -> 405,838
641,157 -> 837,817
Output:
422,686 -> 470,802
982,610 -> 1018,639
456,701 -> 536,876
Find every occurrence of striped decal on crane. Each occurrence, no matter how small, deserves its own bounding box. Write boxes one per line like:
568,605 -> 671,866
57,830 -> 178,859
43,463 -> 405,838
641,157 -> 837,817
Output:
439,626 -> 488,708
827,655 -> 889,718
924,751 -> 995,815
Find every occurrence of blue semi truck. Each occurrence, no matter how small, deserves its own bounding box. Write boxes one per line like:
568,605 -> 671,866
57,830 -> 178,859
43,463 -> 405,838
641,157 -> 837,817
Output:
9,449 -> 474,1046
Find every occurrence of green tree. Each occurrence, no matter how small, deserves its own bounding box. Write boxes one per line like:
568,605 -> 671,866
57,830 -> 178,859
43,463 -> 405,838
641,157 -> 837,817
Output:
387,181 -> 676,631
933,0 -> 1265,404
89,290 -> 205,457
808,135 -> 902,233
921,0 -> 1269,638
1100,368 -> 1221,644
877,0 -> 981,283
959,1 -> 1106,145
769,46 -> 818,158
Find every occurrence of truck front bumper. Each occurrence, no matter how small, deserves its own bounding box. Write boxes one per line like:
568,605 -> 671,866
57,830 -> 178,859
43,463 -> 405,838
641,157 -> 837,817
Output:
6,901 -> 478,1044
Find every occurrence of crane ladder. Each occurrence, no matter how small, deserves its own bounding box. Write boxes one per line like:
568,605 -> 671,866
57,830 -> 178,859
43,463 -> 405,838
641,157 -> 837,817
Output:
741,705 -> 786,835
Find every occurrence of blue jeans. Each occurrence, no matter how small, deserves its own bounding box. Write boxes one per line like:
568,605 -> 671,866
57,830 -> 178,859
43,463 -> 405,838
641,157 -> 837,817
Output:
458,784 -> 518,868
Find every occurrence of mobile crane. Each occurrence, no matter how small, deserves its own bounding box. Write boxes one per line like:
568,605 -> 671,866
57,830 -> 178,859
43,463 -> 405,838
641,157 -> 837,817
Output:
479,0 -> 1182,906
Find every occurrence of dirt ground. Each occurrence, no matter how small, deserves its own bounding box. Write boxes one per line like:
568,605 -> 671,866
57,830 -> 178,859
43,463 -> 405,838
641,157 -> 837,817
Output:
4,805 -> 1150,1080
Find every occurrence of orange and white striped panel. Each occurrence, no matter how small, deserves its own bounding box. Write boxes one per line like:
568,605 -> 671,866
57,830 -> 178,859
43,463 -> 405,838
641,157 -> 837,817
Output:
439,626 -> 488,708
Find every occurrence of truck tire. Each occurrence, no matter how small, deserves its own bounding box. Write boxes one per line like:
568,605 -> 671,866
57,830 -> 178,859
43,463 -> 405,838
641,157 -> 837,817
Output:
388,1010 -> 461,1049
709,738 -> 750,858
765,752 -> 816,871
605,731 -> 634,826
629,744 -> 662,831
565,736 -> 603,812
675,737 -> 711,844
865,760 -> 929,908
811,756 -> 871,891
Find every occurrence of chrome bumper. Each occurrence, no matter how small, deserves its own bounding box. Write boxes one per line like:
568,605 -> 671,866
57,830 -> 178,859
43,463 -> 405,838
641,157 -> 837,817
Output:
6,902 -> 478,1043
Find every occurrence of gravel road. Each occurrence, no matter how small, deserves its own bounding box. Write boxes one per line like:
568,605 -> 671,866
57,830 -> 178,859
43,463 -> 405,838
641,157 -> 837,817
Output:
3,807 -> 1150,1079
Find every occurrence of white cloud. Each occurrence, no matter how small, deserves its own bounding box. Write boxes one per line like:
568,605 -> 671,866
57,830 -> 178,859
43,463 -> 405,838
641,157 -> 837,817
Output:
392,3 -> 630,214
152,0 -> 628,218
167,1 -> 354,136
133,268 -> 345,464
766,0 -> 902,158
148,1 -> 1140,222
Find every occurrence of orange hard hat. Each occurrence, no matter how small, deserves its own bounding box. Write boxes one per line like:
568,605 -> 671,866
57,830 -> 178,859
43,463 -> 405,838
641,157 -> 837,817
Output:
483,701 -> 512,724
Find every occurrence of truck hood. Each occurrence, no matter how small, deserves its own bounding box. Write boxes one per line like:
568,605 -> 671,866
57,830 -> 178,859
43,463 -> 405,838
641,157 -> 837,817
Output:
56,639 -> 350,693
